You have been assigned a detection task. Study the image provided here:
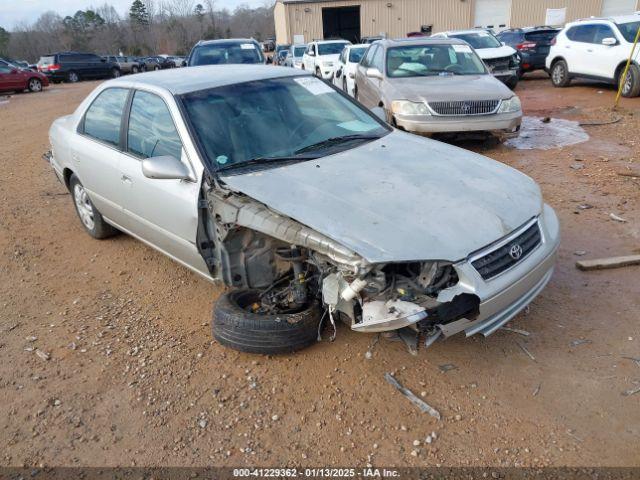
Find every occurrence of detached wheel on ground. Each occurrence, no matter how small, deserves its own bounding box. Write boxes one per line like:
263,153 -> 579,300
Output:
212,289 -> 322,354
619,64 -> 640,98
551,60 -> 570,87
69,174 -> 119,239
28,78 -> 42,92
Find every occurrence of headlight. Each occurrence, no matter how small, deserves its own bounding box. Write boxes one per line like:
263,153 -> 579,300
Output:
391,100 -> 430,116
498,96 -> 521,113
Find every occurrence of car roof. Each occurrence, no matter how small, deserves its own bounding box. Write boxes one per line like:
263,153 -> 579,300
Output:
571,14 -> 640,25
376,37 -> 468,47
315,39 -> 350,44
436,29 -> 495,36
107,64 -> 308,95
195,38 -> 258,46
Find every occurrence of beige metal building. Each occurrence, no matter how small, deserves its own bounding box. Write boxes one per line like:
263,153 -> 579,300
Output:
274,0 -> 640,44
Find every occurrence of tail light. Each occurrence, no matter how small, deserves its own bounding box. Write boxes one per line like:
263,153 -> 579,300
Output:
516,41 -> 537,51
48,64 -> 61,71
40,64 -> 60,72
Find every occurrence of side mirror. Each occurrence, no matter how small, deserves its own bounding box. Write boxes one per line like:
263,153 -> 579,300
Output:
101,58 -> 106,62
366,67 -> 383,79
141,155 -> 192,180
602,37 -> 617,46
370,106 -> 387,122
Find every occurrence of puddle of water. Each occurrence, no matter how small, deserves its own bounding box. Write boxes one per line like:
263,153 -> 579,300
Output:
506,116 -> 589,151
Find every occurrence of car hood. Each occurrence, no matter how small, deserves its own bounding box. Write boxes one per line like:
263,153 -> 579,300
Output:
220,131 -> 542,263
385,74 -> 513,102
475,45 -> 517,59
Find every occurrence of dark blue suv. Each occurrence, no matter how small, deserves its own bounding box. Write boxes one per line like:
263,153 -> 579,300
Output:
496,27 -> 560,77
186,39 -> 265,66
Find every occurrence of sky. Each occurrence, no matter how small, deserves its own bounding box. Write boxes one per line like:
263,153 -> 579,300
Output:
0,0 -> 268,30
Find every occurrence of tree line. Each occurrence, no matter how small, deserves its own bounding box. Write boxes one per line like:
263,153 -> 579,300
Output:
0,0 -> 275,62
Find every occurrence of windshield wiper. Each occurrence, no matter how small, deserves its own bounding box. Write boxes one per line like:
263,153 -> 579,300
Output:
218,154 -> 318,173
295,134 -> 381,155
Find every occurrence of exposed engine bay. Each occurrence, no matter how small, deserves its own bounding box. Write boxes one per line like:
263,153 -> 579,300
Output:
203,185 -> 481,338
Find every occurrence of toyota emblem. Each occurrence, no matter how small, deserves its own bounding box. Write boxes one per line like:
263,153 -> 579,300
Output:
509,244 -> 523,260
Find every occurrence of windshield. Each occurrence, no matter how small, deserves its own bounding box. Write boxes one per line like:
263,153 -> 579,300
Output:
349,47 -> 367,63
386,44 -> 486,77
293,46 -> 306,57
449,31 -> 501,49
617,21 -> 640,43
190,42 -> 264,66
181,76 -> 388,171
318,42 -> 349,55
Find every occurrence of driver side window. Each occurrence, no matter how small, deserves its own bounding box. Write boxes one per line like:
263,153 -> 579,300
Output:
362,45 -> 377,67
127,90 -> 182,160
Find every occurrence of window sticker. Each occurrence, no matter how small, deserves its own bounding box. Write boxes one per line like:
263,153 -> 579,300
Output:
294,76 -> 334,95
452,44 -> 472,53
240,43 -> 255,50
216,155 -> 229,165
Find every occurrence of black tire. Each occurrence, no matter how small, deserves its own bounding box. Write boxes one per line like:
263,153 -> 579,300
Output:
619,64 -> 640,98
213,289 -> 322,354
67,71 -> 80,83
551,60 -> 570,87
111,68 -> 121,78
504,75 -> 518,90
154,65 -> 160,71
69,174 -> 118,239
132,65 -> 139,74
315,67 -> 321,77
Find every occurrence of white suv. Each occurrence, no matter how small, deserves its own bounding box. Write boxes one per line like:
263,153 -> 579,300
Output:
302,40 -> 351,79
546,15 -> 640,97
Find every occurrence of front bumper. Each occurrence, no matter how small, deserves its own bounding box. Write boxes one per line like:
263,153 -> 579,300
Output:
394,110 -> 522,138
353,205 -> 560,337
319,67 -> 334,79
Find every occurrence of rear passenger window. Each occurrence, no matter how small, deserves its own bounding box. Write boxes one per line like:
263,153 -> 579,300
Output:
83,88 -> 129,146
127,91 -> 182,159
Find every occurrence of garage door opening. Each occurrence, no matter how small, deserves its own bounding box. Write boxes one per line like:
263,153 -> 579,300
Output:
474,0 -> 512,31
601,0 -> 637,16
322,6 -> 361,43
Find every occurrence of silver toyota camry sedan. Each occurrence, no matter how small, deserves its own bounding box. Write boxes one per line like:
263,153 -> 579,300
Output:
46,65 -> 559,354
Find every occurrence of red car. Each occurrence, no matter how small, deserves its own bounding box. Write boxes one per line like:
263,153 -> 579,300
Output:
0,63 -> 49,93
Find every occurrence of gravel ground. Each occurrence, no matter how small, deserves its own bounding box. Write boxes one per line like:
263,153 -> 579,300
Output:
0,73 -> 639,468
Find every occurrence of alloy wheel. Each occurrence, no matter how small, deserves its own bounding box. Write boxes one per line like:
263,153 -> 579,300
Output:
29,79 -> 42,91
552,64 -> 565,85
73,184 -> 95,231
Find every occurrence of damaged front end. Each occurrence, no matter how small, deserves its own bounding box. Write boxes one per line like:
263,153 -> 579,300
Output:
205,186 -> 477,338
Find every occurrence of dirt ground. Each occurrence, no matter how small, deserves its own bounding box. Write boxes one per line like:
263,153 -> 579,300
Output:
1,73 -> 639,469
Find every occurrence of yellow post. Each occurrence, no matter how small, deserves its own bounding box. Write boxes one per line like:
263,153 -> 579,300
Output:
614,24 -> 640,109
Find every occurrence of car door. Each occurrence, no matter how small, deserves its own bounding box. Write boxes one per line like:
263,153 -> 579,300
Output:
118,89 -> 208,275
0,64 -> 21,90
563,25 -> 596,75
357,45 -> 383,108
584,24 -> 623,80
73,87 -> 130,223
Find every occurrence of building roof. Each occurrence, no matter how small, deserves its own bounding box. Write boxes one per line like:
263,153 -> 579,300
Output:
107,65 -> 307,95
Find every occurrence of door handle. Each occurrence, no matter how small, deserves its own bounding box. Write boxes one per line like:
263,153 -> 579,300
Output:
121,174 -> 132,184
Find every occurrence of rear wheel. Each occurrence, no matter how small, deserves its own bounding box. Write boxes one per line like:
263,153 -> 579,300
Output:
620,64 -> 640,98
315,67 -> 321,77
111,68 -> 121,78
67,71 -> 79,83
212,289 -> 322,355
28,78 -> 42,92
69,175 -> 119,239
132,65 -> 139,74
551,60 -> 570,87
